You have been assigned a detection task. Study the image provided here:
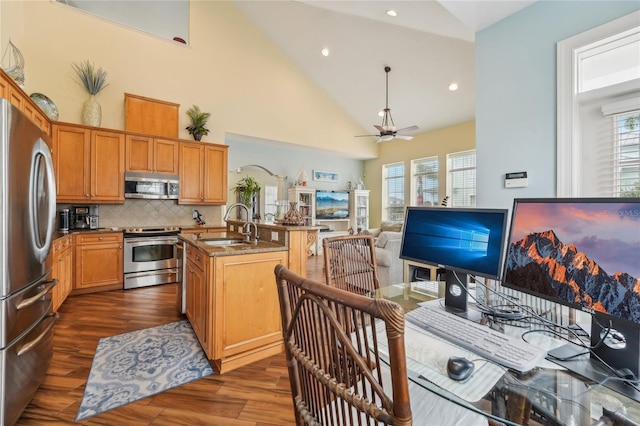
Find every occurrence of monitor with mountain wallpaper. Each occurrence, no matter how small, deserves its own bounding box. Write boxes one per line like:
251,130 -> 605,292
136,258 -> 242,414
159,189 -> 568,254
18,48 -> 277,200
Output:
503,198 -> 640,401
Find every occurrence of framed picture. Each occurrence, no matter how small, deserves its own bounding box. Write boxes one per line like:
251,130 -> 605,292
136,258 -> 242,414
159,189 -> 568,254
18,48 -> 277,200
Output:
313,170 -> 338,182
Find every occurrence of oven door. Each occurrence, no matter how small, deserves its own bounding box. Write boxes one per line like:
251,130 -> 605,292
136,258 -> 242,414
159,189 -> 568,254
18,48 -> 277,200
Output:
123,236 -> 178,274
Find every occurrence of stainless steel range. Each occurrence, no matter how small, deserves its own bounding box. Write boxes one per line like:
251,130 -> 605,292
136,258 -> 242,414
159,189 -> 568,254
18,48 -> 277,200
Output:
123,226 -> 181,290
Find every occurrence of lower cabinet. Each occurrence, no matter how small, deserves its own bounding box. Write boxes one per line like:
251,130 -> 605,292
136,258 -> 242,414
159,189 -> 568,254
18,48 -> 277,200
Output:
183,244 -> 288,373
74,232 -> 123,292
185,246 -> 210,356
51,235 -> 73,311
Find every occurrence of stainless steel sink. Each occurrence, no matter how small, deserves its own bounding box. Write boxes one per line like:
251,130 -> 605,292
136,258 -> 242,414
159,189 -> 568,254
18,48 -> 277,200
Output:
200,238 -> 250,247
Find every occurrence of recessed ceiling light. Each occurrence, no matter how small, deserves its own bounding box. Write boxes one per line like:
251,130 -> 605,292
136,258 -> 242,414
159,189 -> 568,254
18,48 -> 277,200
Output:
321,48 -> 330,57
386,10 -> 397,17
448,82 -> 459,91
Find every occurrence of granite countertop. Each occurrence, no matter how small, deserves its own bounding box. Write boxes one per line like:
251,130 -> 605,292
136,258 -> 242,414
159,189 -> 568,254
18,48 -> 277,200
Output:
179,232 -> 288,257
53,227 -> 122,240
225,220 -> 324,231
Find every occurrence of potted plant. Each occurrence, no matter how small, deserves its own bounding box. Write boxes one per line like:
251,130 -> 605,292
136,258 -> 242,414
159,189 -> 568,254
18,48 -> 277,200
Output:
71,60 -> 109,126
185,105 -> 211,141
232,176 -> 261,207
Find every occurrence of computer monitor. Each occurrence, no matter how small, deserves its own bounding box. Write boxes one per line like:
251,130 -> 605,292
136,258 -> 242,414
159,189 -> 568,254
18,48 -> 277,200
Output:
503,198 -> 640,400
400,207 -> 509,313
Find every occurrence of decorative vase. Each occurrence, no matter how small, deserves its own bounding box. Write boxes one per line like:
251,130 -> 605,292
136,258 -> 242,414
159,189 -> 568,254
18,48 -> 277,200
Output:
194,133 -> 203,141
82,94 -> 101,127
282,201 -> 304,225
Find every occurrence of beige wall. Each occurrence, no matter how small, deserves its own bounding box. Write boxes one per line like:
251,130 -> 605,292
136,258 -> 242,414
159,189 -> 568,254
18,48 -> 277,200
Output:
364,120 -> 475,226
1,1 -> 377,159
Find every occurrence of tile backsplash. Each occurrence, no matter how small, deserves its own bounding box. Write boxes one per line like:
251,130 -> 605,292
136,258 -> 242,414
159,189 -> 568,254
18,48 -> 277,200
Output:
58,200 -> 224,229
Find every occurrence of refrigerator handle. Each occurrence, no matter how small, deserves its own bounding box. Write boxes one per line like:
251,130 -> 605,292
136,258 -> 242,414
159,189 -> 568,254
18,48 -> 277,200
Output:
16,279 -> 57,310
29,139 -> 57,263
16,313 -> 58,356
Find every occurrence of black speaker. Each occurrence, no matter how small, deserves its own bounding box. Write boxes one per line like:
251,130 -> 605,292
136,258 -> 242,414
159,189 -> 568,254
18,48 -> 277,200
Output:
444,271 -> 468,312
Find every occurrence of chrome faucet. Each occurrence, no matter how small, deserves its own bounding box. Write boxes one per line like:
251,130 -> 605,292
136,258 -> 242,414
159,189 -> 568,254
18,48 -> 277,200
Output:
224,203 -> 257,243
244,222 -> 259,243
224,203 -> 250,222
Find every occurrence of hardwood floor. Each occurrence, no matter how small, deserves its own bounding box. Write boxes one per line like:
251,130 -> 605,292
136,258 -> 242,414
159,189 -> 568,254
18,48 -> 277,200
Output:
17,256 -> 326,425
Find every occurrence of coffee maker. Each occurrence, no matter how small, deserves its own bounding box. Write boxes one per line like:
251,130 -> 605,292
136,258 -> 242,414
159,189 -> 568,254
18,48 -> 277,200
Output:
71,205 -> 99,230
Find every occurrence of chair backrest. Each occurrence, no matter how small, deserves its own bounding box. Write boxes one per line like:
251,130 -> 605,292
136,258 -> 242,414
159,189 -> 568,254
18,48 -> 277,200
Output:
322,234 -> 380,296
274,264 -> 412,426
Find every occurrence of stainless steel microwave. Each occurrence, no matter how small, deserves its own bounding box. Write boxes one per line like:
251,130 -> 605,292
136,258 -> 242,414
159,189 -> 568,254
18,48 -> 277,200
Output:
124,173 -> 179,199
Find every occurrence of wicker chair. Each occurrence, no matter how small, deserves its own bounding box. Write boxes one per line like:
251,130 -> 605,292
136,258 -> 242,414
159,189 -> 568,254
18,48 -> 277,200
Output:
275,264 -> 412,425
322,234 -> 380,296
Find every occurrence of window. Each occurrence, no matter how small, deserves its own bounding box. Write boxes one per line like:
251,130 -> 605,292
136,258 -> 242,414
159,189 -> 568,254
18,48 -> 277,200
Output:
557,11 -> 640,197
411,157 -> 438,206
447,150 -> 476,207
613,111 -> 640,196
382,162 -> 405,221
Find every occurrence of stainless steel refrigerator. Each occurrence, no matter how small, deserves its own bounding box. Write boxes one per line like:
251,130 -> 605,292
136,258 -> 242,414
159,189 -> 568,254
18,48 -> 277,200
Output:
0,99 -> 57,426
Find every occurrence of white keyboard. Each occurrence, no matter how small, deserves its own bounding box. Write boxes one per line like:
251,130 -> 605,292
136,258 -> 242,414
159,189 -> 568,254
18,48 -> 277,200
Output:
406,303 -> 547,373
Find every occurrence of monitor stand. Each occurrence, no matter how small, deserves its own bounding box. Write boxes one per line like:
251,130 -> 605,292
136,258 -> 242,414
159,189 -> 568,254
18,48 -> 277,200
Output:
443,270 -> 483,322
547,315 -> 640,403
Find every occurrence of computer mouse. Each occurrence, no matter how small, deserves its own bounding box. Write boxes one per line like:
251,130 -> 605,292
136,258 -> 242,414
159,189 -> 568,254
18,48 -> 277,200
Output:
447,356 -> 475,381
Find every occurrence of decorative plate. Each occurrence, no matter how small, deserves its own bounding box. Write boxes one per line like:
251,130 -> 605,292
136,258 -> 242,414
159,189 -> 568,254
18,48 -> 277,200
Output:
29,92 -> 59,121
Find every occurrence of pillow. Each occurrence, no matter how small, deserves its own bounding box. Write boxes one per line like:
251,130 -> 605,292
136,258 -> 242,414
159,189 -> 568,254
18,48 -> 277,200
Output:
376,232 -> 390,248
380,221 -> 403,232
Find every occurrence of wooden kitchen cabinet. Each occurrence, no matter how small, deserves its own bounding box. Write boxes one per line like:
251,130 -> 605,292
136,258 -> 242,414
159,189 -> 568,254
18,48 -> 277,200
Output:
51,235 -> 73,311
179,141 -> 228,205
74,232 -> 123,293
125,134 -> 179,175
0,69 -> 51,136
185,245 -> 210,355
52,123 -> 125,203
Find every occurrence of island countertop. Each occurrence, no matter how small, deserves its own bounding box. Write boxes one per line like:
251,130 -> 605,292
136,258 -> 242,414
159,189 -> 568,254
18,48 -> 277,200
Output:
224,219 -> 325,232
178,232 -> 288,257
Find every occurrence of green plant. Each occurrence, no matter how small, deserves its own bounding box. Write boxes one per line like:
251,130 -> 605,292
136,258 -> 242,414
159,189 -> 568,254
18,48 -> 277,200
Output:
233,176 -> 261,206
71,60 -> 109,95
185,105 -> 211,141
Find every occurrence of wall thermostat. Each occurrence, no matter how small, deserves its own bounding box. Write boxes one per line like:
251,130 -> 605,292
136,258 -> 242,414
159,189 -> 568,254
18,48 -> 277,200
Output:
505,171 -> 528,188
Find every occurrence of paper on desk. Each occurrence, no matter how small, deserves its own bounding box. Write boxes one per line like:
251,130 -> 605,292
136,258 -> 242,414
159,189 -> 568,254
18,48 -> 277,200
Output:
376,321 -> 505,403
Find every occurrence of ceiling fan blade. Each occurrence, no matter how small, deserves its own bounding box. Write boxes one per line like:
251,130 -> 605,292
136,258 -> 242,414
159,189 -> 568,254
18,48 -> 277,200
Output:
373,125 -> 385,133
395,134 -> 413,141
395,125 -> 419,134
355,134 -> 377,138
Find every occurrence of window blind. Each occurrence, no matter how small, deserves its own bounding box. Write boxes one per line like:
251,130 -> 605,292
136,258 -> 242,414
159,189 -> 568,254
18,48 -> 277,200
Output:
448,150 -> 476,207
412,157 -> 438,206
383,162 -> 405,221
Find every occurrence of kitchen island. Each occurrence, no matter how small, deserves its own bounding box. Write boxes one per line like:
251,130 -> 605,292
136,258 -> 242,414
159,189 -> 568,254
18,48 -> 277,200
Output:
179,222 -> 321,374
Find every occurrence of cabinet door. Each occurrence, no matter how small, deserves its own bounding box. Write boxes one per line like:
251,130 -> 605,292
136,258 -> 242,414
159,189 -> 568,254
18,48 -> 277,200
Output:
179,141 -> 204,204
185,258 -> 208,354
154,138 -> 179,175
75,235 -> 123,289
53,124 -> 91,202
91,130 -> 125,202
51,240 -> 62,312
0,74 -> 9,99
125,134 -> 153,173
203,144 -> 228,204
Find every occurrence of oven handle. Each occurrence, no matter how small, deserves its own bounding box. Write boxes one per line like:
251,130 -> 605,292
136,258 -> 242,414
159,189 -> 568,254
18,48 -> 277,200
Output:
124,237 -> 178,244
125,268 -> 180,278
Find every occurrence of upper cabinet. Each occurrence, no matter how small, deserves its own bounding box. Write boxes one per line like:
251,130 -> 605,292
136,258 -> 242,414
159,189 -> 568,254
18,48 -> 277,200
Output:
125,134 -> 179,175
179,141 -> 228,205
52,123 -> 125,204
0,69 -> 51,136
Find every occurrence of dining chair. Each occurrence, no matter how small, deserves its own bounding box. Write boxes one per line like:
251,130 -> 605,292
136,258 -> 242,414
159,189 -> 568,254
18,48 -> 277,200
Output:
322,234 -> 380,296
274,263 -> 412,425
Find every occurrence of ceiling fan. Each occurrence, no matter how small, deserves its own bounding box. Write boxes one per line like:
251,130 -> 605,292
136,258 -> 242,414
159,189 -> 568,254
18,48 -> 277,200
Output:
356,66 -> 419,143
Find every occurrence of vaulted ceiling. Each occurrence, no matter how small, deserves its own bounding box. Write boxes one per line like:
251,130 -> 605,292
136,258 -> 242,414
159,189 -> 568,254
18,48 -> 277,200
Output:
233,1 -> 536,139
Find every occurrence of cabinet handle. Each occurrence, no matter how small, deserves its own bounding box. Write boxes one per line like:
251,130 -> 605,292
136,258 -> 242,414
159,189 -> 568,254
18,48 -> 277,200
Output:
99,237 -> 103,240
91,193 -> 95,197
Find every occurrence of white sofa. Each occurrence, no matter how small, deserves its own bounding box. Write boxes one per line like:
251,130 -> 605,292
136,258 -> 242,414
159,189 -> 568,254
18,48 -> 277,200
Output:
364,221 -> 404,287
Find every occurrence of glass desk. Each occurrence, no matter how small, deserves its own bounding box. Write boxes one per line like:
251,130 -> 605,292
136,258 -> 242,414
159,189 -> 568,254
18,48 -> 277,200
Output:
375,282 -> 640,426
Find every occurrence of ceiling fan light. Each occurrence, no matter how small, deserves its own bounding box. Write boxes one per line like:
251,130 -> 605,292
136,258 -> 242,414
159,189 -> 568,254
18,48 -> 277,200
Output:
321,47 -> 330,57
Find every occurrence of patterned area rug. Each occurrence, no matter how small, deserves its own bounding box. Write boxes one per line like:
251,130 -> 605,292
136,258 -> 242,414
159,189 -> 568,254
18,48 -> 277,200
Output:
76,320 -> 213,421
